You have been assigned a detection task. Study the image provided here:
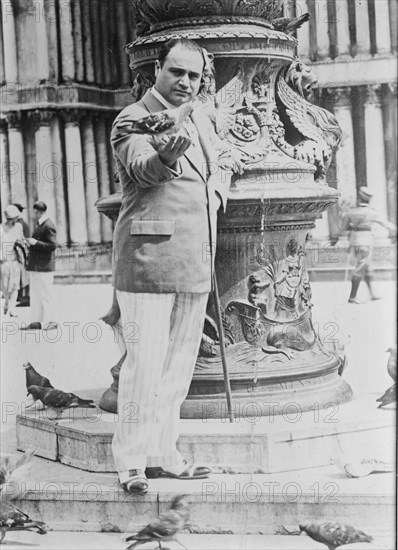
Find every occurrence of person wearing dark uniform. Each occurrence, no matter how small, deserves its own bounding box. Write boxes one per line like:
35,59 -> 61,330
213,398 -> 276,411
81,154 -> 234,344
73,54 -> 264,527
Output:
343,187 -> 396,304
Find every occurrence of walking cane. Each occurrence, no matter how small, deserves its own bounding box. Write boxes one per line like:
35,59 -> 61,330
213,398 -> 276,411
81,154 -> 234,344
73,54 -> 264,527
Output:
212,274 -> 234,422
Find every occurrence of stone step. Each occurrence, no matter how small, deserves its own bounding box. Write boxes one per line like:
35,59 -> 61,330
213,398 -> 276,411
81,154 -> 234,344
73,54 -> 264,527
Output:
16,395 -> 395,474
9,462 -> 394,538
2,531 -> 395,550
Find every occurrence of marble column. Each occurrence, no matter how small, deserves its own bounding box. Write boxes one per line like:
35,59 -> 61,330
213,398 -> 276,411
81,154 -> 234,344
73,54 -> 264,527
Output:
99,0 -> 112,87
382,83 -> 397,222
0,118 -> 11,207
58,0 -> 75,81
355,0 -> 371,54
80,0 -> 95,83
62,109 -> 88,244
81,113 -> 101,243
45,0 -> 59,81
50,116 -> 68,244
333,87 -> 357,210
373,0 -> 391,54
1,0 -> 18,82
94,116 -> 113,242
31,110 -> 57,218
71,0 -> 84,82
315,0 -> 330,58
296,0 -> 310,58
364,85 -> 388,220
90,0 -> 103,85
336,0 -> 351,56
34,0 -> 50,82
6,111 -> 27,205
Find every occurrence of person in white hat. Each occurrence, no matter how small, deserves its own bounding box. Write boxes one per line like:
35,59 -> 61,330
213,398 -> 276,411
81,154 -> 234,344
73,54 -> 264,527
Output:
0,205 -> 25,316
342,187 -> 396,304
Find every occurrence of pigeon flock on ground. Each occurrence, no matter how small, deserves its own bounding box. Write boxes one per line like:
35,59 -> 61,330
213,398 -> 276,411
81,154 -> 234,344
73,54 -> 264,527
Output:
23,362 -> 96,420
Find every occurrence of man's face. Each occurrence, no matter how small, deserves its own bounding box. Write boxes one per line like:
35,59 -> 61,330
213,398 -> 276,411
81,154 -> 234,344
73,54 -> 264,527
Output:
154,45 -> 204,107
32,209 -> 42,223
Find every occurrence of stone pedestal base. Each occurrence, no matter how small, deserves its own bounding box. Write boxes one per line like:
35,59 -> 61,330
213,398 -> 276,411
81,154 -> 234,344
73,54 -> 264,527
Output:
16,392 -> 393,474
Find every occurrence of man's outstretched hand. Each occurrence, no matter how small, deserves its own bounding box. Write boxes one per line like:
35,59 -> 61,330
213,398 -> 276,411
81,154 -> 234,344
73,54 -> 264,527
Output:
150,132 -> 192,168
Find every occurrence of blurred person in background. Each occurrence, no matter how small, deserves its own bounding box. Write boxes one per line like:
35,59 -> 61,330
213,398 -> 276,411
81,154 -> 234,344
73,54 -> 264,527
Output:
0,205 -> 25,317
12,203 -> 30,307
343,187 -> 396,304
22,201 -> 58,331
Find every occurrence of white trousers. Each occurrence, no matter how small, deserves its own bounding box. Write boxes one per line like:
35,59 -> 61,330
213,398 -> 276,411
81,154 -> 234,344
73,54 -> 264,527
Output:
29,271 -> 54,324
112,291 -> 208,479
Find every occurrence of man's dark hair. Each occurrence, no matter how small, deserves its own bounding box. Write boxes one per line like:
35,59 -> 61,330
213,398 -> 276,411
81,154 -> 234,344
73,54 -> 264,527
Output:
33,201 -> 47,212
158,38 -> 205,70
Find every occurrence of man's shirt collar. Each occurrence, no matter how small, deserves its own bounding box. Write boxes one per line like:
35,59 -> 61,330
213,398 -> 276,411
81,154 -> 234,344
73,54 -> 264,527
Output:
151,87 -> 177,110
38,214 -> 49,225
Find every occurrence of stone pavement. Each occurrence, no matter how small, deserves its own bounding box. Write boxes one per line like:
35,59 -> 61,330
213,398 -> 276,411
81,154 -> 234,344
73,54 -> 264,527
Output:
2,531 -> 394,550
0,280 -> 396,549
1,280 -> 396,411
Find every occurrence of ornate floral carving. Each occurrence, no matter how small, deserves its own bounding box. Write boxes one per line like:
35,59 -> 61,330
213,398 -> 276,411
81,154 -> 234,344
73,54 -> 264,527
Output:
133,0 -> 283,35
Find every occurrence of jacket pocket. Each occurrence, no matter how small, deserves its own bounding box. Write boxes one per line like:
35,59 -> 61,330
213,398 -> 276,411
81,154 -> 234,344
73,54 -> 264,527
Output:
130,220 -> 175,235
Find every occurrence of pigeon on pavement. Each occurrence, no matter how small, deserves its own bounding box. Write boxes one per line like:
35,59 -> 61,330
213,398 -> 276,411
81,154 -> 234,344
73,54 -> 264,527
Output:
23,362 -> 54,390
26,385 -> 96,419
272,13 -> 310,34
299,520 -> 373,550
125,494 -> 190,549
0,501 -> 47,543
114,101 -> 195,137
376,347 -> 397,408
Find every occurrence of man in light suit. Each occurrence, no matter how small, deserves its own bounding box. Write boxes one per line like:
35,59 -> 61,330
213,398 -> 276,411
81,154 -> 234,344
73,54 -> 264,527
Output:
22,201 -> 58,331
111,38 -> 236,493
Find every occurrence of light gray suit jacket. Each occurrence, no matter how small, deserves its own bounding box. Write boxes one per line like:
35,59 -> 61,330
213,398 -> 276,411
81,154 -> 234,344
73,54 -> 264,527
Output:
111,90 -> 232,293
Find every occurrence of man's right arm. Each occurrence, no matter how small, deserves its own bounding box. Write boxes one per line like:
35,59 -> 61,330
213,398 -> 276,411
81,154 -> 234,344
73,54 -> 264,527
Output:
111,113 -> 190,187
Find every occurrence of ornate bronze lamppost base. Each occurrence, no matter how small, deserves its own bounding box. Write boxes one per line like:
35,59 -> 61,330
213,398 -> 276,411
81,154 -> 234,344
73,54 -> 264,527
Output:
96,0 -> 352,418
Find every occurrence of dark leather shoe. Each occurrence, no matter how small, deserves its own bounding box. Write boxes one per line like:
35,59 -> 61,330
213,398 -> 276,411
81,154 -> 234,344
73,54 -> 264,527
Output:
147,461 -> 211,480
16,300 -> 30,307
121,469 -> 148,493
20,322 -> 42,330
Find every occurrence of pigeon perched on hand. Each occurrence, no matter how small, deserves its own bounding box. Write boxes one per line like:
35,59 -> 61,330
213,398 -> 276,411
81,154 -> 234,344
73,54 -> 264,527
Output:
114,101 -> 195,137
125,494 -> 190,549
23,362 -> 54,391
0,449 -> 36,501
26,385 -> 96,420
272,13 -> 310,34
0,501 -> 47,543
299,520 -> 373,550
376,347 -> 397,408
